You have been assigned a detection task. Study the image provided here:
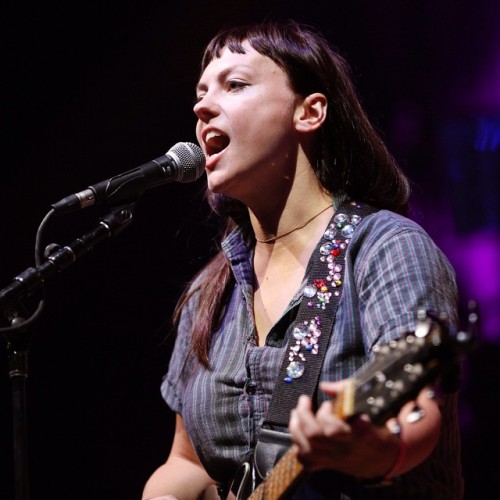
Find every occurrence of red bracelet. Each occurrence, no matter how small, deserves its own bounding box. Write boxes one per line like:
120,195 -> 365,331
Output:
360,424 -> 407,487
383,435 -> 407,481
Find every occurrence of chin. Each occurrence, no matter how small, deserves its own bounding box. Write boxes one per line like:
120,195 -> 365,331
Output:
206,170 -> 254,206
206,171 -> 231,194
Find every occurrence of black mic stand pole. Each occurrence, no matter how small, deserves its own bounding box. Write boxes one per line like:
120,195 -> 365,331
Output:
1,203 -> 136,500
4,315 -> 35,500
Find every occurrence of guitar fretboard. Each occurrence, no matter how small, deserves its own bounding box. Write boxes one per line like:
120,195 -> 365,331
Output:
249,448 -> 304,499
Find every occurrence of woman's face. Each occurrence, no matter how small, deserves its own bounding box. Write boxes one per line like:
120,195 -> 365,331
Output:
194,42 -> 302,205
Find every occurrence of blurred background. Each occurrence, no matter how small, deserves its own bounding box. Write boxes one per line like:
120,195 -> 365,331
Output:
1,1 -> 499,498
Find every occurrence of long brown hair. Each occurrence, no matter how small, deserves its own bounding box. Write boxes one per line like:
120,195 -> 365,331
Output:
175,20 -> 411,367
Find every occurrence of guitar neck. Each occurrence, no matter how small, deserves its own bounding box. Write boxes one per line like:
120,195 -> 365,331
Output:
249,448 -> 304,500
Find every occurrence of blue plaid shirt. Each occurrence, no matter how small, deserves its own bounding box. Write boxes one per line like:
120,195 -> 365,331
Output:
162,208 -> 463,499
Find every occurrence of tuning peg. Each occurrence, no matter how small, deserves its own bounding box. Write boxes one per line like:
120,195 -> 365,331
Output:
449,299 -> 479,348
406,405 -> 426,423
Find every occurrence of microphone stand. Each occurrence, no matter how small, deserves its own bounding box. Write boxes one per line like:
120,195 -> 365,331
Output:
1,203 -> 136,500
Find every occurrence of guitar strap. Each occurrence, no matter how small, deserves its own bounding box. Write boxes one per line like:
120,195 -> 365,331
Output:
255,200 -> 378,478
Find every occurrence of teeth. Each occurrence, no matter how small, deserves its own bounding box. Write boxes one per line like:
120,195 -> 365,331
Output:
204,129 -> 230,156
206,130 -> 222,141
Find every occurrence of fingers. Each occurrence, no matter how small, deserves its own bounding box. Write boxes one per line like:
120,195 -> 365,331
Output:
289,395 -> 353,471
289,395 -> 318,454
315,400 -> 351,438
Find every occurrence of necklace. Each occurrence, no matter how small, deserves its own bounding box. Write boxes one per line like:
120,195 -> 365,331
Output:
255,205 -> 332,244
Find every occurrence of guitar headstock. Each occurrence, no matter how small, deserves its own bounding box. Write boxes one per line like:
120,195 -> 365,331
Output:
346,309 -> 474,425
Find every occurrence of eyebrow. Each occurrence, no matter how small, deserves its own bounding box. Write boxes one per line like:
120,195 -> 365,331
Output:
196,63 -> 254,92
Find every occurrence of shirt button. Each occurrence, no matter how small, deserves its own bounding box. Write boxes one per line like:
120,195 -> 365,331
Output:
244,378 -> 257,395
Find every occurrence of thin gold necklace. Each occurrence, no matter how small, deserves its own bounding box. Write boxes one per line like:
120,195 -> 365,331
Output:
255,205 -> 332,244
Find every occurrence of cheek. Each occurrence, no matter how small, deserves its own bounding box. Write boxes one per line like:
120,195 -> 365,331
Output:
195,121 -> 203,144
264,96 -> 297,131
256,105 -> 296,143
239,100 -> 293,137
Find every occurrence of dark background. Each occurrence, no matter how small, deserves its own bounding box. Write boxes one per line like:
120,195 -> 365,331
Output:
1,1 -> 499,498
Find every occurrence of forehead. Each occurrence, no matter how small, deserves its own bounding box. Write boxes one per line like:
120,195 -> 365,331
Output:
196,43 -> 287,89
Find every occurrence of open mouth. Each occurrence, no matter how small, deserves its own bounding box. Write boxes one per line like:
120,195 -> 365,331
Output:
205,130 -> 230,157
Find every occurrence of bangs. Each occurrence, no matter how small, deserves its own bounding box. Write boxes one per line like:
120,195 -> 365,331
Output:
201,30 -> 248,70
200,21 -> 313,68
199,21 -> 323,97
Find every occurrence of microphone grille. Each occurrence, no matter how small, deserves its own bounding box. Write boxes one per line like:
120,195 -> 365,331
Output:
167,142 -> 206,183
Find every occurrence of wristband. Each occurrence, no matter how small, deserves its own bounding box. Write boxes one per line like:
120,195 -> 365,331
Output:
360,419 -> 405,488
382,435 -> 407,481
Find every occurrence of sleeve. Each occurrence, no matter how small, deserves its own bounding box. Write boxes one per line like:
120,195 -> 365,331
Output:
160,293 -> 197,415
353,215 -> 458,351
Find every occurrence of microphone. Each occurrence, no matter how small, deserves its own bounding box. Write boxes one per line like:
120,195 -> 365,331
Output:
51,142 -> 206,213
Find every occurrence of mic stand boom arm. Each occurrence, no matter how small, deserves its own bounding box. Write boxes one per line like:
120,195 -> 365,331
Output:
0,202 -> 136,500
0,203 -> 135,309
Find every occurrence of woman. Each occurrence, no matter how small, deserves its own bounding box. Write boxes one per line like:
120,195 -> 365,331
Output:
143,21 -> 463,499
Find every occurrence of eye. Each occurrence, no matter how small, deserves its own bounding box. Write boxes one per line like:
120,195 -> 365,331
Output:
226,80 -> 248,92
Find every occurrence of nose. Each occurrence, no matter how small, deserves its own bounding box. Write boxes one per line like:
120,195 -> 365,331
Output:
193,92 -> 220,123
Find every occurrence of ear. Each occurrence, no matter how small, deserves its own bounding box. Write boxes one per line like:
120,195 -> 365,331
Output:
294,93 -> 328,132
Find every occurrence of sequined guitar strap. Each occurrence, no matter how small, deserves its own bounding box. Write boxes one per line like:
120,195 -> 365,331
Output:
262,200 -> 379,430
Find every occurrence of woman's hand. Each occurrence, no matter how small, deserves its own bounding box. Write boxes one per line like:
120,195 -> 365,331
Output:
288,381 -> 400,479
289,380 -> 442,480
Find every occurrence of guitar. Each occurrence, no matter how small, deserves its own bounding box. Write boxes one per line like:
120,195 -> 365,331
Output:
224,309 -> 474,500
